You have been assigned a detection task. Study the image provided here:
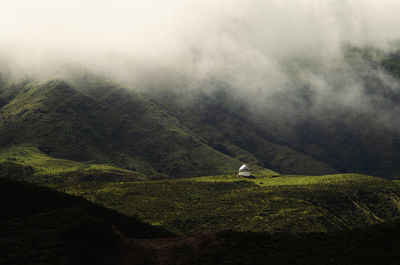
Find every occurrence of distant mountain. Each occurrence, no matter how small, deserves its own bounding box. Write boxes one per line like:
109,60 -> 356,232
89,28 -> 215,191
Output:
148,83 -> 400,178
0,47 -> 399,179
146,47 -> 400,178
0,75 -> 248,179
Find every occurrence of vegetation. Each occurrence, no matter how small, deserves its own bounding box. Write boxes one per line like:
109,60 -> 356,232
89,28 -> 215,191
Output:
3,176 -> 400,265
53,173 -> 400,236
381,48 -> 400,77
1,52 -> 399,179
0,174 -> 400,265
0,77 -> 249,179
0,145 -> 147,183
1,45 -> 400,264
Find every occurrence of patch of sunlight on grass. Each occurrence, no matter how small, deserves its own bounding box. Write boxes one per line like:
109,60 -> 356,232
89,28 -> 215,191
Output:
187,173 -> 383,187
0,144 -> 137,176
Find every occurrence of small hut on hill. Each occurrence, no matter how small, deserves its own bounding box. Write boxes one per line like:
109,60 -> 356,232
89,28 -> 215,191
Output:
238,164 -> 251,177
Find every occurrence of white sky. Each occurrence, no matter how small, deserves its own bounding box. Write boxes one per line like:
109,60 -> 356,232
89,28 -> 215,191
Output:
1,0 -> 400,77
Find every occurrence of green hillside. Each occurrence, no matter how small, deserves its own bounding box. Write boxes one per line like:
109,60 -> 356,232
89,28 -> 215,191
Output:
147,79 -> 400,178
0,76 -> 249,179
1,47 -> 399,179
4,176 -> 400,265
145,46 -> 400,178
147,86 -> 339,176
0,145 -> 148,183
53,173 -> 400,236
1,46 -> 400,264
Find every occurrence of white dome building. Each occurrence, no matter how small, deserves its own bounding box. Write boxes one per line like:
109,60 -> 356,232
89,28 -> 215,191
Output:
238,164 -> 251,177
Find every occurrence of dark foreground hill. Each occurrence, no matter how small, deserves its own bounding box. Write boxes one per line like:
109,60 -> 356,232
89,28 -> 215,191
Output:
3,177 -> 400,265
0,177 -> 174,265
161,222 -> 400,265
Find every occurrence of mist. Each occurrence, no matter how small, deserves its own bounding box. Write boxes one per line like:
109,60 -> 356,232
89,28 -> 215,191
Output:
1,0 -> 400,129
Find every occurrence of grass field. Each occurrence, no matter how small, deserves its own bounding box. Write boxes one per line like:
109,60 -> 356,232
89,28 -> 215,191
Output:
4,176 -> 400,265
0,145 -> 147,183
191,173 -> 382,186
52,173 -> 400,235
2,144 -> 400,237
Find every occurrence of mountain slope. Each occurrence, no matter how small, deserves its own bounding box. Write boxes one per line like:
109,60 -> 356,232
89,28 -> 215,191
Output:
147,87 -> 339,175
0,76 -> 258,179
146,48 -> 400,178
0,46 -> 399,179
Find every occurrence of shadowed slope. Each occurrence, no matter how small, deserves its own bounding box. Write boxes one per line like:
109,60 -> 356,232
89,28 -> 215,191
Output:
0,76 -> 247,179
0,177 -> 174,265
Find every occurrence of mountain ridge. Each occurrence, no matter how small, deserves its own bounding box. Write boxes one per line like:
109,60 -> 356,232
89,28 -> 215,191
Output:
0,47 -> 399,178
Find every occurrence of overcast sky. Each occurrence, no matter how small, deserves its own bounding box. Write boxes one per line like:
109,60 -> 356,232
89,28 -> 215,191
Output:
1,0 -> 400,68
1,1 -> 400,111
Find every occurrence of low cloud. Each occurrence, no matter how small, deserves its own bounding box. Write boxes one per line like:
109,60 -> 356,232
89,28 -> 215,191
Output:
1,0 -> 400,129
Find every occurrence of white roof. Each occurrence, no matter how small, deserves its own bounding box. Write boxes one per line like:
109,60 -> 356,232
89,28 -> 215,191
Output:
239,164 -> 250,172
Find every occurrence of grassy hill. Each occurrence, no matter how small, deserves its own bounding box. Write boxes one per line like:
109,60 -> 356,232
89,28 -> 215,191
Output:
147,85 -> 340,176
0,76 -> 249,179
52,173 -> 400,236
4,176 -> 400,265
1,47 -> 399,179
147,78 -> 400,178
144,46 -> 400,178
4,143 -> 399,238
0,145 -> 148,183
1,141 -> 398,237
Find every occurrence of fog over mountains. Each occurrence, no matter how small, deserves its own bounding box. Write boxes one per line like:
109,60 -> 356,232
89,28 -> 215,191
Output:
2,0 -> 400,77
1,1 -> 400,115
3,3 -> 400,264
0,0 -> 399,178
